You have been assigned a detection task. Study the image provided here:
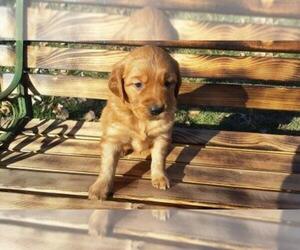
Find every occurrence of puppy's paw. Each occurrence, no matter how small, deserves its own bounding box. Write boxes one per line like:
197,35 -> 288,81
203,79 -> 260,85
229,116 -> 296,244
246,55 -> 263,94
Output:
88,210 -> 110,237
152,209 -> 171,221
129,240 -> 144,250
151,174 -> 170,190
88,179 -> 111,200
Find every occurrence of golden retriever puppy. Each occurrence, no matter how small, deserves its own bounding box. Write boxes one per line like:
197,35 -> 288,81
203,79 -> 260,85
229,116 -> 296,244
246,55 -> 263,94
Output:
88,45 -> 181,200
113,6 -> 178,40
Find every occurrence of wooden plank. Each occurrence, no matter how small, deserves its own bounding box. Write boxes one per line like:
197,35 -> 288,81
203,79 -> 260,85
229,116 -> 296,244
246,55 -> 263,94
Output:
23,119 -> 103,140
0,7 -> 14,40
5,135 -> 300,174
0,191 -> 154,209
22,119 -> 300,153
0,45 -> 15,67
44,0 -> 300,18
91,41 -> 300,53
1,168 -> 300,208
1,6 -> 300,41
3,209 -> 300,249
203,210 -> 300,224
2,151 -> 300,192
2,211 -> 300,250
112,211 -> 300,249
3,74 -> 300,111
172,19 -> 300,40
0,223 -> 181,250
178,82 -> 300,111
1,46 -> 300,82
0,210 -> 92,228
173,127 -> 300,153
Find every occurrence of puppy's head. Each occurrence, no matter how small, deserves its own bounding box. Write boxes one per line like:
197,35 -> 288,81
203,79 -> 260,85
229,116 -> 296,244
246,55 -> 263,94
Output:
108,45 -> 181,120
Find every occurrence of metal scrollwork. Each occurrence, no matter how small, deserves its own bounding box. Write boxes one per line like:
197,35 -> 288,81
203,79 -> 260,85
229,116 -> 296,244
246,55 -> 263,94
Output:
0,99 -> 20,132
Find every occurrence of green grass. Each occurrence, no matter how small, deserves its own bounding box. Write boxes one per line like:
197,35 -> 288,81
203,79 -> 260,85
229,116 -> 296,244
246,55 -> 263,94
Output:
27,95 -> 300,136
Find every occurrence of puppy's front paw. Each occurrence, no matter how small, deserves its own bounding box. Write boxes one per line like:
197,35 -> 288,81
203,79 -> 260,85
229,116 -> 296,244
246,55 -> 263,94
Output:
88,179 -> 111,200
88,211 -> 110,237
151,174 -> 170,190
152,209 -> 171,221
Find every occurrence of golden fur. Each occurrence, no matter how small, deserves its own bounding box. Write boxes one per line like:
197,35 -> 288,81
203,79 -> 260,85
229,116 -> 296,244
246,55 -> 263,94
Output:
88,45 -> 181,200
113,6 -> 178,40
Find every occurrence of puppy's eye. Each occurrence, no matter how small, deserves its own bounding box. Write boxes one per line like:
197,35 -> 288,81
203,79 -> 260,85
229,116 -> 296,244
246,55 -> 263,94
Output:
134,82 -> 143,90
165,81 -> 174,88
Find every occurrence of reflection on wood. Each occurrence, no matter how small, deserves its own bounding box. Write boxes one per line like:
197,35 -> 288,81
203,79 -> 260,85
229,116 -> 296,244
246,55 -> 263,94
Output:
1,6 -> 300,40
1,210 -> 300,250
0,222 -> 177,250
29,0 -> 300,18
0,191 -> 153,209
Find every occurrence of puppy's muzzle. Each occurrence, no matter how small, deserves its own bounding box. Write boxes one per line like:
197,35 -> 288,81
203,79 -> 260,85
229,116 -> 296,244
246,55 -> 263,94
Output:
149,105 -> 165,116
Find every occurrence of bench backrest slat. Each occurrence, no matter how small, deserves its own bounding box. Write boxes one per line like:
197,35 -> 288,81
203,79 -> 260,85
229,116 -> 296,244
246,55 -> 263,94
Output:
1,2 -> 299,112
1,45 -> 300,82
1,73 -> 300,111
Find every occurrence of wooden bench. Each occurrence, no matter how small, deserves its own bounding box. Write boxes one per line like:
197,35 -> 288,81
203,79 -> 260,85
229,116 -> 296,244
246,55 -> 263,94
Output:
1,210 -> 300,249
0,0 -> 300,209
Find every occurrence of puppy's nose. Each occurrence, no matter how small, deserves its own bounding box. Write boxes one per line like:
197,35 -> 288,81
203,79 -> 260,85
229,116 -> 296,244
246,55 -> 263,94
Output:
149,105 -> 165,116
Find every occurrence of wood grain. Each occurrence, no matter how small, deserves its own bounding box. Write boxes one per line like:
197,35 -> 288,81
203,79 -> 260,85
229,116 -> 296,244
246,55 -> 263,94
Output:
1,210 -> 300,250
44,0 -> 300,18
1,46 -> 300,82
1,168 -> 300,208
92,41 -> 300,53
1,6 -> 300,41
22,119 -> 300,153
172,19 -> 300,40
0,191 -> 153,209
203,210 -> 300,224
2,150 -> 300,192
0,222 -> 179,250
0,45 -> 15,67
2,73 -> 300,111
5,134 -> 300,173
113,211 -> 300,249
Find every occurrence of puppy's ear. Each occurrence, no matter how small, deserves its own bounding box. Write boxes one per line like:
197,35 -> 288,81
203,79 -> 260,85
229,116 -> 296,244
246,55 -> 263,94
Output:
173,60 -> 181,98
108,62 -> 128,102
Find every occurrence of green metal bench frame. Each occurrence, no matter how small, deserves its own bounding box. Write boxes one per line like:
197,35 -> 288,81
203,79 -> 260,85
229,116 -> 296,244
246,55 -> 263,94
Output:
0,0 -> 32,143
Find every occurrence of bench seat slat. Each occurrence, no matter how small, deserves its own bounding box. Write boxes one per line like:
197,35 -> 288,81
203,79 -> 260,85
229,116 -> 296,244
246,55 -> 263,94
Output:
4,134 -> 300,174
2,150 -> 300,192
1,168 -> 300,208
22,119 -> 300,153
0,191 -> 152,209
